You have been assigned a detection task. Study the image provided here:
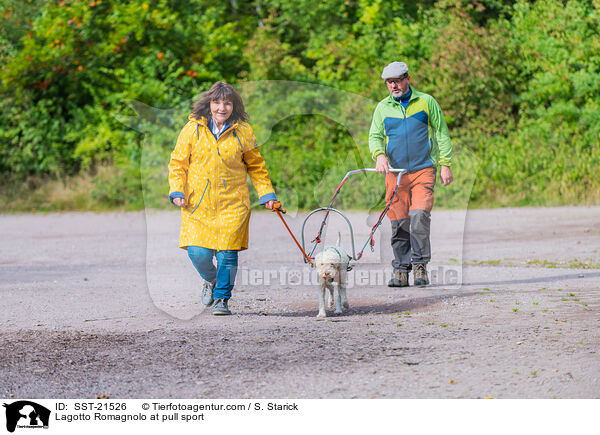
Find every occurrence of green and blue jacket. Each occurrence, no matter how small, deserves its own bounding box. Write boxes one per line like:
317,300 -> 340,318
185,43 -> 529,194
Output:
368,86 -> 452,172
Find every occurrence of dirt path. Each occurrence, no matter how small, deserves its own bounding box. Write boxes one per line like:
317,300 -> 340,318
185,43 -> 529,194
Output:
0,207 -> 598,398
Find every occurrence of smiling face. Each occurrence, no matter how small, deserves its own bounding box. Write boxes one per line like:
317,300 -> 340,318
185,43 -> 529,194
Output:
386,74 -> 411,98
210,98 -> 234,128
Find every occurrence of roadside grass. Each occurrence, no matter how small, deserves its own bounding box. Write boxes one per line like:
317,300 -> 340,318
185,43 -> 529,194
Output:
525,259 -> 600,269
463,258 -> 600,269
463,259 -> 503,266
0,171 -> 122,212
0,166 -> 141,213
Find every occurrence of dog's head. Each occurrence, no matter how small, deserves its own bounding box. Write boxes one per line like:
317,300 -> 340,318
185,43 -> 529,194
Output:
314,248 -> 346,282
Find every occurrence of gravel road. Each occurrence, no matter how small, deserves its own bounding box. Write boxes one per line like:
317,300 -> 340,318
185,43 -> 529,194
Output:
1,206 -> 598,398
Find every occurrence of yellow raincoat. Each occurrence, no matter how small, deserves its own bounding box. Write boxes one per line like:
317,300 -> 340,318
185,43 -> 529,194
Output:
168,115 -> 276,250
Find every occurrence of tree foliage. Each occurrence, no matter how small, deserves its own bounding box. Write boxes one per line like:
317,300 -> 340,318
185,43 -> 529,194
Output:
1,0 -> 598,210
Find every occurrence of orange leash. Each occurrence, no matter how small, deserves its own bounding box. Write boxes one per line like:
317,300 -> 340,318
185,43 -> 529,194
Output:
269,201 -> 314,264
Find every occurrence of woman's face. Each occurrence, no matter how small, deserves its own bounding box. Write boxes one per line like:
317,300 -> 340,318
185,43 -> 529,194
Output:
210,99 -> 234,126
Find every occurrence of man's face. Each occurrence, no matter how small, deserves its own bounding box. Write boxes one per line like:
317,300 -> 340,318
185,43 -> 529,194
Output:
386,74 -> 410,98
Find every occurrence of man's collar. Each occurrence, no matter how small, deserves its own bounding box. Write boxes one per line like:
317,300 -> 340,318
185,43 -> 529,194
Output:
393,86 -> 412,103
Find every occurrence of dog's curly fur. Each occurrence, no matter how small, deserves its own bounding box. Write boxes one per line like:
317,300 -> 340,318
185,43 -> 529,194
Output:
314,242 -> 350,317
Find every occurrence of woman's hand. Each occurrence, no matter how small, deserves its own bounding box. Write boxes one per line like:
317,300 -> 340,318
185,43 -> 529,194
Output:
264,200 -> 275,210
173,197 -> 185,207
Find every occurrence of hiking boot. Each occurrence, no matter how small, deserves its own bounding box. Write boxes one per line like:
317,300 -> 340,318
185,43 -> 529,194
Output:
413,263 -> 429,286
388,270 -> 409,287
201,280 -> 216,306
212,298 -> 232,316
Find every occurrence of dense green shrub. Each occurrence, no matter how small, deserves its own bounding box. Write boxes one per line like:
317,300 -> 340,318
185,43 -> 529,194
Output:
1,0 -> 598,211
1,0 -> 252,178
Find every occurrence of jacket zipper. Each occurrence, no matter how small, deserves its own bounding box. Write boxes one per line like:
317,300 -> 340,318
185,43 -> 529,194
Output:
216,127 -> 240,159
400,104 -> 410,172
190,178 -> 210,215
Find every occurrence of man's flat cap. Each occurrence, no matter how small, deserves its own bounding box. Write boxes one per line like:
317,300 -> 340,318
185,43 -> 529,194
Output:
381,62 -> 409,79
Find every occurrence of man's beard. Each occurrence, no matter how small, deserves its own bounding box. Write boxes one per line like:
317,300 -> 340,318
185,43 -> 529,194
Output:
392,87 -> 409,97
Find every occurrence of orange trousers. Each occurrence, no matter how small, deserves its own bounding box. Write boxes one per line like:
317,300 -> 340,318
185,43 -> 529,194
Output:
385,167 -> 436,220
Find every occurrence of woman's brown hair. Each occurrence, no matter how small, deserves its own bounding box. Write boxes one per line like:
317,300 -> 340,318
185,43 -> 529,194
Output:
192,81 -> 248,124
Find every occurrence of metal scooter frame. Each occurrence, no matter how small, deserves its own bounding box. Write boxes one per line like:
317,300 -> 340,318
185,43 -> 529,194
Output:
301,168 -> 406,263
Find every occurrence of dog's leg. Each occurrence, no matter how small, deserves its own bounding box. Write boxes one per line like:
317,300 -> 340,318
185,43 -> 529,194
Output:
340,271 -> 349,310
334,284 -> 343,315
327,286 -> 335,309
317,282 -> 327,318
340,283 -> 349,310
334,271 -> 343,314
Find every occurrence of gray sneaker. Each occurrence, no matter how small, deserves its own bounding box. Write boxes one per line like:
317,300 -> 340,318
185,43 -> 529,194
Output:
212,298 -> 232,316
201,280 -> 216,306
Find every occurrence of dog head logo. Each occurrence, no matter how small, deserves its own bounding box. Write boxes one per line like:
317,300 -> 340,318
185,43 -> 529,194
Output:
3,401 -> 50,433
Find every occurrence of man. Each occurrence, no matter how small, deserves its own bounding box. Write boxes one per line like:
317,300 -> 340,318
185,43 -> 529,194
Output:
369,61 -> 453,287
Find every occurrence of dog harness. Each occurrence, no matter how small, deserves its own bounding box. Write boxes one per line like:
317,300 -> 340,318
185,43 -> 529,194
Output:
327,246 -> 353,272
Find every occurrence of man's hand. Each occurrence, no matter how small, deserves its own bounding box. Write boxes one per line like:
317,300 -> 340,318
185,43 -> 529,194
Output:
173,197 -> 185,207
375,154 -> 390,174
440,166 -> 454,186
264,200 -> 275,210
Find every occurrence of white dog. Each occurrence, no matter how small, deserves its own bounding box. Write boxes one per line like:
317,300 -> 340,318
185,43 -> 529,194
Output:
313,235 -> 351,317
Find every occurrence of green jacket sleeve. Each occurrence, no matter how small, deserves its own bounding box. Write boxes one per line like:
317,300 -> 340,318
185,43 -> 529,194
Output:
426,96 -> 452,167
368,103 -> 386,161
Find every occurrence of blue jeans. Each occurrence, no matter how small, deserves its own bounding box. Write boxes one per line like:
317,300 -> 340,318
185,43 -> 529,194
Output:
187,246 -> 238,300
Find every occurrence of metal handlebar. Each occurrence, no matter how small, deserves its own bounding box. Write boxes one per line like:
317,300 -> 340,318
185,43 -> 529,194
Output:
301,167 -> 406,262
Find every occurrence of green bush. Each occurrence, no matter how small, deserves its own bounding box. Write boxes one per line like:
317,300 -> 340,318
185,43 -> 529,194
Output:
1,0 -> 599,211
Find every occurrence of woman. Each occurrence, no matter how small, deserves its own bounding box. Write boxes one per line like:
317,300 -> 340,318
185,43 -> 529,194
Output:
168,81 -> 277,316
